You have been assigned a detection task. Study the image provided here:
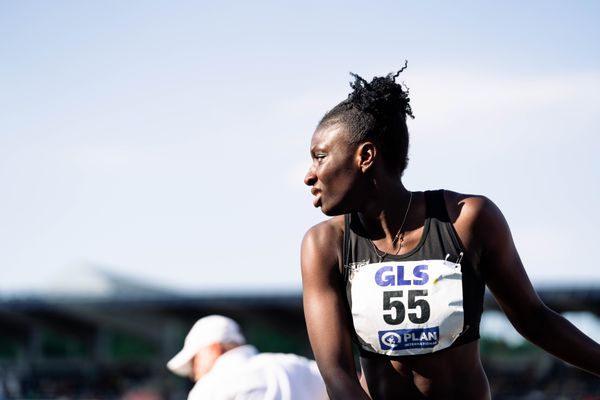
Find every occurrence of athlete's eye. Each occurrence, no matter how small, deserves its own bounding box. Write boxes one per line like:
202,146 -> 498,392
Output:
314,153 -> 326,160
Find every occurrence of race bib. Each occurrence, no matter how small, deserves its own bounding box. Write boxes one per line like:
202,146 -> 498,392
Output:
346,258 -> 464,356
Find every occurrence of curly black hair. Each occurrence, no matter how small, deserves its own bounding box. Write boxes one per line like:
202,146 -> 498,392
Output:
317,61 -> 414,174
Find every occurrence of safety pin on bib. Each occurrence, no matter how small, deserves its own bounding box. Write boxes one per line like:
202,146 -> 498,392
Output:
436,252 -> 464,284
444,252 -> 464,268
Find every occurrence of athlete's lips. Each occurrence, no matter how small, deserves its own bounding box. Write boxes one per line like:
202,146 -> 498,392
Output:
310,188 -> 321,207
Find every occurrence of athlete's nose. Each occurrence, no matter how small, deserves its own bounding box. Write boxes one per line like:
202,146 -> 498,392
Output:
304,164 -> 316,186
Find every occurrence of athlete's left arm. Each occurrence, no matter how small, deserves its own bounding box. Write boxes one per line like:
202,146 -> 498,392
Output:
462,195 -> 600,377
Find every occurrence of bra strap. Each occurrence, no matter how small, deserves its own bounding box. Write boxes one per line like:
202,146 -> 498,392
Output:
342,214 -> 351,282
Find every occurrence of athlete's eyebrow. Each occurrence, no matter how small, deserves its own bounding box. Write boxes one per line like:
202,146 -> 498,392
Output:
310,144 -> 324,155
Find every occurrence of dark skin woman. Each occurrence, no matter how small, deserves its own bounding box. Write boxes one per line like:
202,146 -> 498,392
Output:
300,64 -> 600,400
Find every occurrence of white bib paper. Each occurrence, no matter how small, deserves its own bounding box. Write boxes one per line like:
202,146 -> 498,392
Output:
347,259 -> 464,356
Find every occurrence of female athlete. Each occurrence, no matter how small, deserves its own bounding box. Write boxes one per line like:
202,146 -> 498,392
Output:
300,64 -> 600,399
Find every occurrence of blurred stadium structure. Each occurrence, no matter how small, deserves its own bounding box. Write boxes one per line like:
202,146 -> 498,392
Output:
1,264 -> 598,400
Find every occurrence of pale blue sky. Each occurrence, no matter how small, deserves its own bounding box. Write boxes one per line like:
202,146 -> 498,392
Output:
1,1 -> 599,293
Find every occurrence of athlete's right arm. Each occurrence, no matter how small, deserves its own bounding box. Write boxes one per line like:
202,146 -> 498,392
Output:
301,219 -> 371,400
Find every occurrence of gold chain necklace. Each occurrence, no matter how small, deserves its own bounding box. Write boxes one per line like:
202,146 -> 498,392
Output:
369,191 -> 413,262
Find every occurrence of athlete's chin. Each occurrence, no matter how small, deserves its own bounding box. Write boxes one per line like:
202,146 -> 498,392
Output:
319,202 -> 345,217
321,208 -> 336,216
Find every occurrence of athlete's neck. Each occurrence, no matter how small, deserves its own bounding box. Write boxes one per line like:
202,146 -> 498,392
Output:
358,183 -> 412,242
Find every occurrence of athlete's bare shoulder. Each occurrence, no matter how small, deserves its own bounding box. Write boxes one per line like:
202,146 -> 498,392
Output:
302,215 -> 345,247
442,190 -> 508,262
442,189 -> 503,226
301,216 -> 345,275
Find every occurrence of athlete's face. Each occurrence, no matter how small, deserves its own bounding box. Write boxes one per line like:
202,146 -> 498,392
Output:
304,124 -> 364,216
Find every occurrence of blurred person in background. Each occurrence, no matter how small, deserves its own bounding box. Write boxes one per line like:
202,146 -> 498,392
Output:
167,315 -> 327,400
300,64 -> 600,399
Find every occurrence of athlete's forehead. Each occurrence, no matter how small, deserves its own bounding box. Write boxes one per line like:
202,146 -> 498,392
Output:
310,124 -> 350,153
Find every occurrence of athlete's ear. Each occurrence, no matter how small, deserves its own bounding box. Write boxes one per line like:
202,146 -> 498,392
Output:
357,142 -> 376,172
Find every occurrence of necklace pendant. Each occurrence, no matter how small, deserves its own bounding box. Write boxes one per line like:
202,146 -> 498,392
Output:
395,241 -> 403,256
368,190 -> 413,264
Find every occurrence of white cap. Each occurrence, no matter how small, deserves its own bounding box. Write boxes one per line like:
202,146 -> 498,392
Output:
166,315 -> 246,377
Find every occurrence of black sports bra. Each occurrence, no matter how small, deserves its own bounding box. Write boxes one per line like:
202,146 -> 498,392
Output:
342,190 -> 485,357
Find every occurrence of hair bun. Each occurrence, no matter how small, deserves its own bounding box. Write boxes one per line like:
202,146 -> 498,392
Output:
348,61 -> 414,119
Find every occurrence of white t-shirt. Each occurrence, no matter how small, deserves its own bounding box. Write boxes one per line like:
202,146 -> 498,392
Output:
188,345 -> 327,400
